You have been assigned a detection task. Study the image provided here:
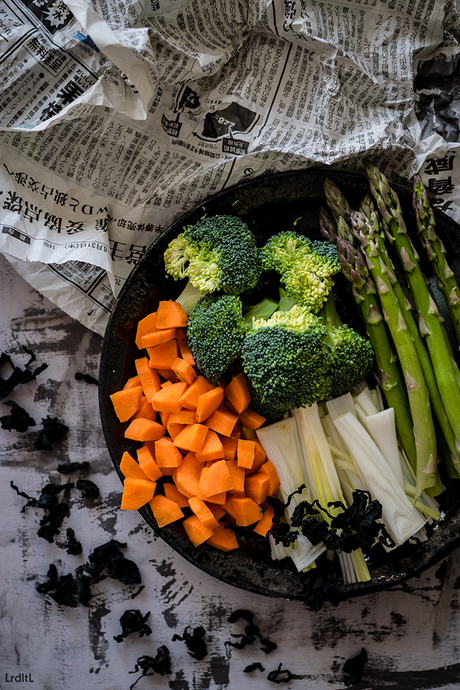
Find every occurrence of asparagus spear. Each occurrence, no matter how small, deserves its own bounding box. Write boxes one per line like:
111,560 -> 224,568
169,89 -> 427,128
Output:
364,160 -> 460,456
351,210 -> 438,498
319,206 -> 417,470
413,174 -> 460,345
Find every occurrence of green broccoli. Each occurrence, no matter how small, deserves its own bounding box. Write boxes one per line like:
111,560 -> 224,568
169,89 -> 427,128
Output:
260,231 -> 341,313
241,305 -> 332,418
320,292 -> 375,397
186,293 -> 249,384
164,215 -> 261,296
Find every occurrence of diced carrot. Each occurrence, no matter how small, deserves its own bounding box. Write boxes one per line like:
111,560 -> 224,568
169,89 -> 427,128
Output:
148,339 -> 179,370
183,515 -> 215,547
245,441 -> 267,475
157,368 -> 178,382
161,380 -> 173,388
238,407 -> 266,430
169,409 -> 197,425
178,376 -> 215,410
241,425 -> 258,440
207,503 -> 227,521
198,459 -> 234,498
188,497 -> 220,530
155,437 -> 184,468
172,452 -> 202,497
119,451 -> 150,481
110,386 -> 143,422
156,300 -> 188,329
196,386 -> 225,423
205,405 -> 238,437
173,423 -> 209,453
172,357 -> 197,385
219,435 -> 238,461
202,490 -> 227,505
135,312 -> 157,349
163,482 -> 190,508
206,525 -> 239,552
253,505 -> 275,537
196,430 -> 225,463
232,423 -> 242,440
224,373 -> 251,414
142,328 -> 177,348
149,494 -> 184,527
245,472 -> 270,505
259,460 -> 281,496
226,460 -> 245,495
231,496 -> 263,527
237,438 -> 256,470
137,445 -> 163,481
132,396 -> 157,421
134,357 -> 162,402
124,417 -> 165,442
224,495 -> 236,519
176,328 -> 195,366
121,477 -> 156,510
123,375 -> 141,390
151,381 -> 188,413
167,422 -> 186,439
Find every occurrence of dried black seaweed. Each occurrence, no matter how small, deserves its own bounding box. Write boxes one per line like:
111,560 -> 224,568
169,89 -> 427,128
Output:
81,539 -> 141,586
300,556 -> 342,611
0,348 -> 48,399
75,479 -> 100,499
114,610 -> 152,643
343,648 -> 368,686
0,400 -> 36,432
36,564 -> 79,606
172,625 -> 207,660
267,663 -> 294,684
57,461 -> 90,474
75,372 -> 99,385
35,416 -> 69,450
225,610 -> 277,657
65,527 -> 83,555
129,647 -> 172,689
244,663 -> 265,673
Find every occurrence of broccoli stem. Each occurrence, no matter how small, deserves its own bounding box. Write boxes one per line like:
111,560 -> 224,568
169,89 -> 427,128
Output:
359,198 -> 460,473
364,160 -> 460,465
351,210 -> 438,498
242,296 -> 279,323
413,175 -> 460,345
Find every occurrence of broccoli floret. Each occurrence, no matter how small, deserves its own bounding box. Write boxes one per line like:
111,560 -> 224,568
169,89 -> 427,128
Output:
186,293 -> 249,384
260,231 -> 341,313
164,215 -> 261,295
241,305 -> 332,417
320,292 -> 375,397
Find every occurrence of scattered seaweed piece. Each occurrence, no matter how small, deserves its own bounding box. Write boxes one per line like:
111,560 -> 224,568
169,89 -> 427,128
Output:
129,647 -> 172,689
300,555 -> 342,611
225,609 -> 277,657
267,663 -> 294,684
57,461 -> 90,474
172,626 -> 207,660
81,539 -> 141,585
244,663 -> 265,673
0,400 -> 36,432
75,372 -> 99,385
10,480 -> 35,508
260,638 -> 278,654
343,648 -> 368,686
65,527 -> 83,555
75,478 -> 100,499
0,348 -> 48,400
35,416 -> 69,450
36,564 -> 79,606
114,610 -> 152,643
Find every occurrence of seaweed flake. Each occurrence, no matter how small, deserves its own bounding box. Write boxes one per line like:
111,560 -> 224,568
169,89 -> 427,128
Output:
37,524 -> 60,543
0,348 -> 48,399
34,416 -> 69,450
225,610 -> 276,657
244,662 -> 265,673
300,556 -> 342,611
75,478 -> 100,499
36,564 -> 79,606
65,527 -> 83,555
129,647 -> 172,688
343,648 -> 368,686
172,625 -> 207,660
114,610 -> 152,643
10,480 -> 36,509
0,400 -> 36,432
57,461 -> 90,474
267,663 -> 294,684
81,539 -> 141,585
75,372 -> 99,385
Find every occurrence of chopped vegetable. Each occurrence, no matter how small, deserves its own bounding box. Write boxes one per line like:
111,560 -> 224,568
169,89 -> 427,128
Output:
114,609 -> 152,643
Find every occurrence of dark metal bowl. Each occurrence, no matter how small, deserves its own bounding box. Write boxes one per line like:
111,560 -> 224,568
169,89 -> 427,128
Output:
99,168 -> 460,603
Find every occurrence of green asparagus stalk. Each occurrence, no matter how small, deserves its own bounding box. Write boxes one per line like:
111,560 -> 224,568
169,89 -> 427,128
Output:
364,160 -> 460,458
359,194 -> 460,473
319,207 -> 417,469
351,210 -> 438,498
413,175 -> 460,345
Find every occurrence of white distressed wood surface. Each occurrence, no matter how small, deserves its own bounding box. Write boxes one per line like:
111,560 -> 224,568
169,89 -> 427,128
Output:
2,252 -> 460,690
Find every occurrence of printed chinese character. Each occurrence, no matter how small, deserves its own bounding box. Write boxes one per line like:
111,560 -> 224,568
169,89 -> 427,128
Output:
23,201 -> 42,223
3,191 -> 23,214
126,244 -> 146,265
424,155 -> 456,175
66,220 -> 85,234
428,177 -> 455,195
